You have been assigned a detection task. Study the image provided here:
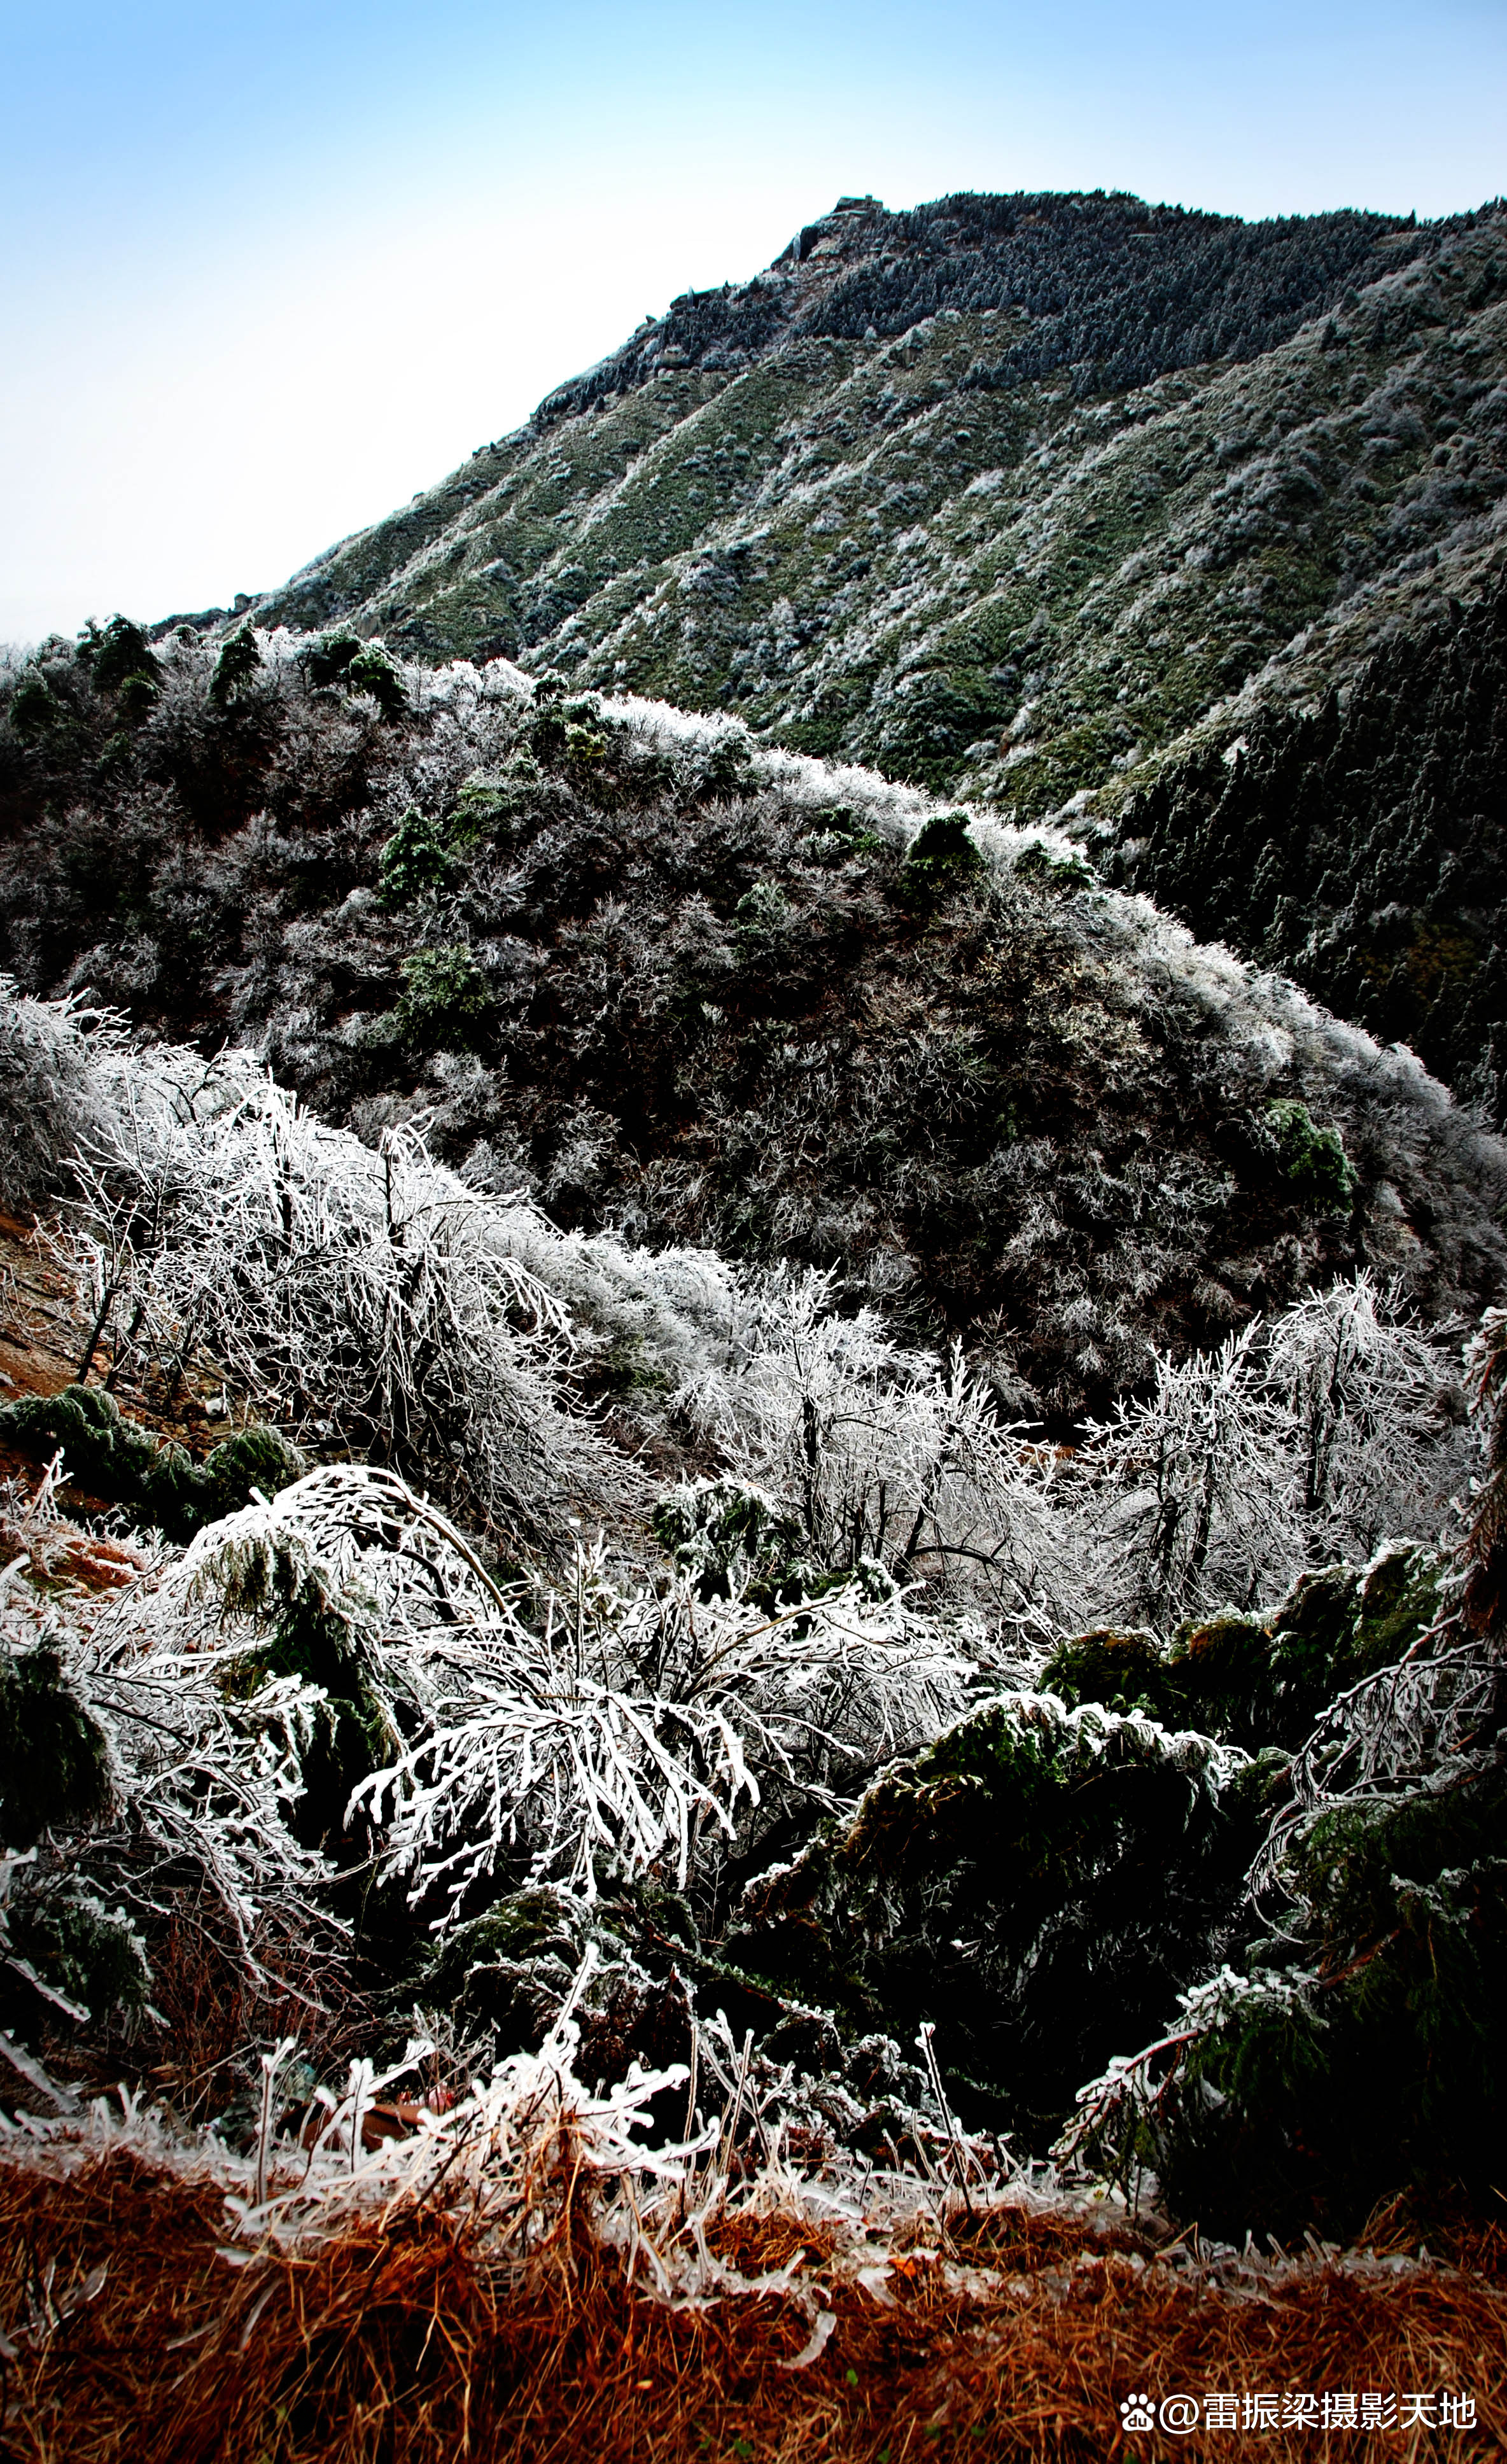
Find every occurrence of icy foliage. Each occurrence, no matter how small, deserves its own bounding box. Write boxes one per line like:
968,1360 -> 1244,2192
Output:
691,1263 -> 1467,1637
681,1267 -> 1077,1644
171,1462 -> 971,1913
52,1040 -> 592,1540
5,627 -> 1506,1422
1266,1273 -> 1462,1558
0,986 -> 742,1551
1,979 -> 1475,1636
1073,1274 -> 1465,1630
0,1536 -> 341,2111
0,986 -> 136,1218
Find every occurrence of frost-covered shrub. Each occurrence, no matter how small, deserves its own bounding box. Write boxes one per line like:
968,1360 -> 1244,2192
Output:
731,1690 -> 1272,2143
171,1462 -> 971,1915
0,1525 -> 347,2097
0,983 -> 132,1215
687,1269 -> 1074,1639
1059,1320 -> 1507,2234
1074,1322 -> 1298,1628
652,1476 -> 808,1604
0,993 -> 748,1542
1266,1271 -> 1456,1553
38,1042 -> 603,1546
1071,1277 -> 1464,1630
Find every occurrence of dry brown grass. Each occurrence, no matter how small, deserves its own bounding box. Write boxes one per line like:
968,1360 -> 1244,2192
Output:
1,2149 -> 1502,2464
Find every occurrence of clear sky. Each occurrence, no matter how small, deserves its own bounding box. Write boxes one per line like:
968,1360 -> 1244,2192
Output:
3,0 -> 1504,647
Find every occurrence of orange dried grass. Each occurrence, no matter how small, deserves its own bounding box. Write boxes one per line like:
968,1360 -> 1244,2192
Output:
1,2150 -> 1503,2463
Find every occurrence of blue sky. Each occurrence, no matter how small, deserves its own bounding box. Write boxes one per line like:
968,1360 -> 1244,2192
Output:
3,0 -> 1504,645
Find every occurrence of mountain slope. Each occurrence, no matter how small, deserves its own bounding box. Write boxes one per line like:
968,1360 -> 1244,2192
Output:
1105,564 -> 1507,1120
2,629 -> 1503,1421
244,190 -> 1507,819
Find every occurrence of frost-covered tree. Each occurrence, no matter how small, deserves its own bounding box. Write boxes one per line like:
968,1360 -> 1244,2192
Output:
1265,1268 -> 1461,1560
689,1269 -> 1075,1644
1067,1323 -> 1298,1629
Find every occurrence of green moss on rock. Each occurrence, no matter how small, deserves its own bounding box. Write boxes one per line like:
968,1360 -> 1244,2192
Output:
0,1384 -> 306,1544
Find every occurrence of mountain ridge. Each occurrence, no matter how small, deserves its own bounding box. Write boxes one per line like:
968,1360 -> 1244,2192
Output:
218,185 -> 1507,1121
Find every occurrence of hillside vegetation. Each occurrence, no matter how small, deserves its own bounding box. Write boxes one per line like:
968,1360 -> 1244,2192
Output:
245,190 -> 1493,791
212,188 -> 1507,1119
1106,563 -> 1507,1119
3,186 -> 1507,2454
2,630 -> 1503,1418
0,627 -> 1504,2244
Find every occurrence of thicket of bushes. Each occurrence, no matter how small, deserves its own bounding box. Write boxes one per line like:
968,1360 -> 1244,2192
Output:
3,628 -> 1503,1427
0,980 -> 1501,2239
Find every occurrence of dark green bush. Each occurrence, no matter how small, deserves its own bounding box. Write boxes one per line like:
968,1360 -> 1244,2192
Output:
802,804 -> 883,862
1014,836 -> 1095,892
345,642 -> 407,720
729,1691 -> 1272,2142
114,670 -> 160,725
412,1882 -> 696,2097
395,944 -> 491,1046
8,672 -> 62,738
228,1594 -> 391,1850
205,1422 -> 310,1513
448,756 -> 543,844
80,617 -> 159,697
301,631 -> 362,689
1154,1765 -> 1507,2236
0,1384 -> 305,1544
417,1887 -> 591,2050
894,811 -> 983,911
377,806 -> 454,907
678,725 -> 755,803
1044,1548 -> 1445,1753
731,879 -> 797,966
0,1646 -> 113,1846
529,706 -> 568,759
4,1888 -> 150,2025
1040,1626 -> 1179,1723
1262,1098 -> 1357,1212
209,625 -> 262,707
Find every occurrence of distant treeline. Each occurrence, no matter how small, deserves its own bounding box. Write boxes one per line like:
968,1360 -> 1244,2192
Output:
540,190 -> 1442,423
